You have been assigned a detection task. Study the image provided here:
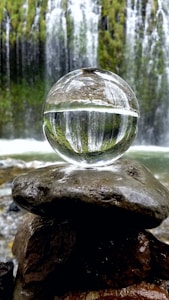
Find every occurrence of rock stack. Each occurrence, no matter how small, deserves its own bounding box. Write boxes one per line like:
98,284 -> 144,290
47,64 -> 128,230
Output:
12,158 -> 169,299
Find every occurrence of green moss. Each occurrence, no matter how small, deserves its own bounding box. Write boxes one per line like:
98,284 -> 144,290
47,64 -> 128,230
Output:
98,0 -> 126,75
1,0 -> 48,44
0,77 -> 46,138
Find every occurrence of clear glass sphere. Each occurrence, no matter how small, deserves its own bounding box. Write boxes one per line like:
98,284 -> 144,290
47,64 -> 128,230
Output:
43,68 -> 139,167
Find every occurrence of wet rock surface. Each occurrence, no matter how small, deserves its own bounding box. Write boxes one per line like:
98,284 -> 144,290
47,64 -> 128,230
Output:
12,213 -> 169,299
54,282 -> 169,300
12,213 -> 76,285
12,158 -> 169,228
0,261 -> 14,300
11,158 -> 169,299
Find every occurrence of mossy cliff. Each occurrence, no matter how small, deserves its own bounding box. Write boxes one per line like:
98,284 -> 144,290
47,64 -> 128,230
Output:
98,0 -> 126,75
0,0 -> 167,145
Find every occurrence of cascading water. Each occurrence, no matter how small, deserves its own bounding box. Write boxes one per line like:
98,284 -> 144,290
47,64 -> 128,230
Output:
21,0 -> 29,77
1,0 -> 169,145
45,0 -> 68,84
125,0 -> 143,87
125,0 -> 169,145
5,13 -> 10,87
0,9 -> 11,87
67,0 -> 100,69
45,0 -> 101,85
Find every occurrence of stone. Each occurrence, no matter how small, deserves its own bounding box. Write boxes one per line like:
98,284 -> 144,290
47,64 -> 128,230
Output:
0,261 -> 14,300
54,281 -> 169,300
148,216 -> 169,245
12,213 -> 76,285
11,158 -> 169,299
12,158 -> 169,228
8,201 -> 21,212
12,212 -> 169,299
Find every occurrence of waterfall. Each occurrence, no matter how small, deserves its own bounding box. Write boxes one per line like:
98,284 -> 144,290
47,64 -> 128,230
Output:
67,0 -> 100,69
125,0 -> 142,86
45,0 -> 101,85
0,9 -> 11,87
21,0 -> 29,78
141,0 -> 169,83
5,14 -> 10,87
0,0 -> 101,139
125,0 -> 169,145
1,0 -> 169,145
45,0 -> 68,84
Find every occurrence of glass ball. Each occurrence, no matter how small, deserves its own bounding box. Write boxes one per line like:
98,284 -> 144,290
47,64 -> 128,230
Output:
43,68 -> 139,167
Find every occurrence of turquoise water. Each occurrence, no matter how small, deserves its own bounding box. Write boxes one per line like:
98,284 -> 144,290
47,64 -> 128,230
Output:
126,146 -> 169,189
0,139 -> 169,189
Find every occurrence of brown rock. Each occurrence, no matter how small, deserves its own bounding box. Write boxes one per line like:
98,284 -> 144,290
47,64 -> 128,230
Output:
54,281 -> 169,299
60,230 -> 152,290
11,159 -> 169,299
13,270 -> 53,300
12,213 -> 76,284
151,236 -> 169,279
12,213 -> 151,291
12,212 -> 169,298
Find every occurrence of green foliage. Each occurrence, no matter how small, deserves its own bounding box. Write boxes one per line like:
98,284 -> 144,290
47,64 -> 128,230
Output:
0,88 -> 11,136
98,0 -> 126,75
0,0 -> 48,44
0,78 -> 46,138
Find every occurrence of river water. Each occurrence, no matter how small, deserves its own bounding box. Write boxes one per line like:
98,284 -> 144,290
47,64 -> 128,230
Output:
0,139 -> 169,261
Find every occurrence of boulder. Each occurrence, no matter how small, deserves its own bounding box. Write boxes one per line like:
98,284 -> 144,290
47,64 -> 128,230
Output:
12,158 -> 169,228
11,158 -> 169,299
54,282 -> 169,300
12,213 -> 76,284
12,213 -> 169,298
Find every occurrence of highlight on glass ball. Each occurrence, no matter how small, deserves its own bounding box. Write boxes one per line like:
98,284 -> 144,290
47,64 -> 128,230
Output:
43,67 -> 139,167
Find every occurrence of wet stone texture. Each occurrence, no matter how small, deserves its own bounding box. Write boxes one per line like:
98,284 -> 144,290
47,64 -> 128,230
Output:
0,261 -> 14,300
53,282 -> 169,300
12,158 -> 169,228
11,158 -> 169,299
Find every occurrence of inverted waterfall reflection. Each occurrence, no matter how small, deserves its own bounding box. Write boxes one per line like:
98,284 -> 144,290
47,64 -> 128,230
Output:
50,109 -> 137,155
65,111 -> 83,153
88,111 -> 105,152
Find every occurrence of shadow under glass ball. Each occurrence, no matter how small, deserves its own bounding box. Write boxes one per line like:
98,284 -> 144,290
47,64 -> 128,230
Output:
43,68 -> 139,167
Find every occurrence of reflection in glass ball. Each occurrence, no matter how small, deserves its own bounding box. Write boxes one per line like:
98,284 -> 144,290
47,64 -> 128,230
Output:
43,68 -> 139,167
